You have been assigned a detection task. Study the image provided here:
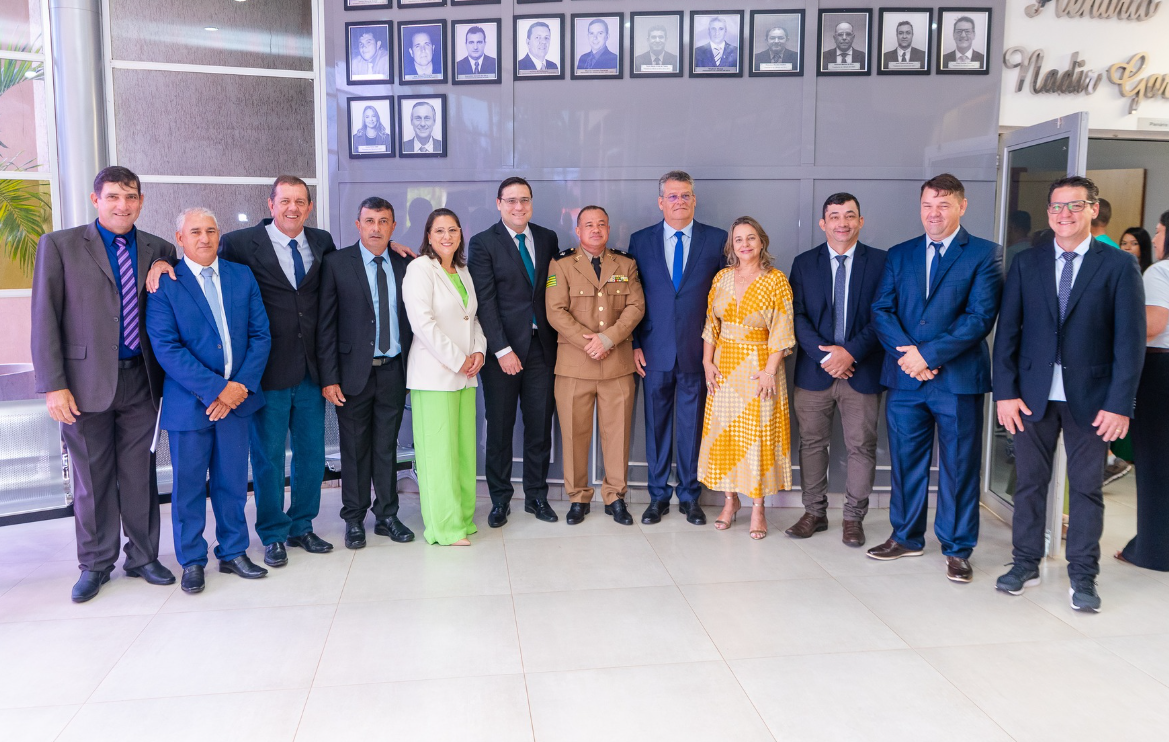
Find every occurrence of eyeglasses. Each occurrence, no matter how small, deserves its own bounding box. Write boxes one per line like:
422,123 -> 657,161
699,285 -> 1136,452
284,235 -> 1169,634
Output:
500,197 -> 532,207
664,194 -> 694,204
953,27 -> 975,36
1046,200 -> 1097,214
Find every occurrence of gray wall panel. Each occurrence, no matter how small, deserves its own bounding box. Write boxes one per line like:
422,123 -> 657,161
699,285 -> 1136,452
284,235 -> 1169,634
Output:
133,182 -> 317,246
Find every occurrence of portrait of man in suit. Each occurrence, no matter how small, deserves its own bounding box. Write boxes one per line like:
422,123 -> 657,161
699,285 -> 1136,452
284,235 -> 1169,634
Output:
400,98 -> 444,156
940,13 -> 987,71
348,24 -> 391,83
632,21 -> 680,74
401,25 -> 444,82
880,15 -> 928,72
819,14 -> 868,73
753,24 -> 800,71
692,14 -> 741,73
454,23 -> 498,81
517,18 -> 561,77
573,17 -> 620,77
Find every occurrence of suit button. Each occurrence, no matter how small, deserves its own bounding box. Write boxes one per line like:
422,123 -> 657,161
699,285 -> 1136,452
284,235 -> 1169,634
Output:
919,320 -> 926,325
597,291 -> 602,296
299,312 -> 303,317
598,307 -> 604,311
464,316 -> 469,320
371,342 -> 375,346
298,334 -> 302,338
599,321 -> 605,326
217,344 -> 222,349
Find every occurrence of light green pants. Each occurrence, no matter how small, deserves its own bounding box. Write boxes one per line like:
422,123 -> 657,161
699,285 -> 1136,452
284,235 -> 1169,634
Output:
411,388 -> 478,545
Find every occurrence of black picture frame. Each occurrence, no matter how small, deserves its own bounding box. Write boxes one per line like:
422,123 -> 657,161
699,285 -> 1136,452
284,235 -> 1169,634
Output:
877,8 -> 932,75
748,10 -> 805,77
398,0 -> 446,9
817,9 -> 872,76
629,11 -> 683,79
689,10 -> 744,78
345,0 -> 391,10
936,7 -> 991,75
570,13 -> 623,80
514,14 -> 566,81
398,94 -> 448,158
516,0 -> 561,3
346,20 -> 394,86
451,0 -> 499,5
347,95 -> 395,159
451,19 -> 502,85
398,20 -> 448,86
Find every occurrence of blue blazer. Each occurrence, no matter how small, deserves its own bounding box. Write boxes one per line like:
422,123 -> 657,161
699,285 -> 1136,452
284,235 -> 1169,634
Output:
790,242 -> 887,395
993,238 -> 1145,426
694,43 -> 739,68
628,220 -> 728,374
871,227 -> 1002,394
146,259 -> 271,431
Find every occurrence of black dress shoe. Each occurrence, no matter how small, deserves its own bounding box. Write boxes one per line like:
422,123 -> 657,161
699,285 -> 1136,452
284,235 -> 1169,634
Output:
374,516 -> 415,543
71,568 -> 111,603
181,565 -> 205,594
264,542 -> 288,567
218,555 -> 268,579
605,499 -> 634,526
488,505 -> 511,528
641,500 -> 670,524
679,501 -> 707,526
124,559 -> 176,585
287,532 -> 333,553
566,502 -> 590,525
525,500 -> 559,523
344,521 -> 366,549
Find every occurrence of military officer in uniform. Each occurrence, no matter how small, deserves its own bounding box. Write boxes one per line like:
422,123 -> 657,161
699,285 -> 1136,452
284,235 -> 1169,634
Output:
546,206 -> 646,525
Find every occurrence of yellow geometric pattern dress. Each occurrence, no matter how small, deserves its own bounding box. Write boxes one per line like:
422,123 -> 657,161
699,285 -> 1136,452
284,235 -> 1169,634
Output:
697,267 -> 796,498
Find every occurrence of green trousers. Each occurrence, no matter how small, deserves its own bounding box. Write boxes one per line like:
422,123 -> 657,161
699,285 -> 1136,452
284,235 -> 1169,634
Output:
411,387 -> 478,545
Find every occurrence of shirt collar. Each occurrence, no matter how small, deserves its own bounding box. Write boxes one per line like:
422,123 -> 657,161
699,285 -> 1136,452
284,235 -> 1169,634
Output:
184,254 -> 220,277
829,243 -> 858,261
1055,235 -> 1093,259
666,221 -> 694,240
929,229 -> 960,250
359,241 -> 389,264
710,41 -> 725,54
504,222 -> 533,243
94,219 -> 136,248
266,221 -> 306,249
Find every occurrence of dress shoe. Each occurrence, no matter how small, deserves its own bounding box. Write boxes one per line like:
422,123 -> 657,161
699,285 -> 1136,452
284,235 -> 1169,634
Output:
374,516 -> 415,543
218,555 -> 268,579
525,500 -> 559,523
866,537 -> 924,561
488,505 -> 510,528
785,513 -> 828,539
264,542 -> 288,567
287,532 -> 333,553
605,499 -> 634,526
641,500 -> 670,524
124,559 -> 176,585
71,568 -> 111,603
946,556 -> 973,583
842,520 -> 866,547
566,502 -> 590,525
679,501 -> 707,525
181,565 -> 205,594
344,521 -> 366,549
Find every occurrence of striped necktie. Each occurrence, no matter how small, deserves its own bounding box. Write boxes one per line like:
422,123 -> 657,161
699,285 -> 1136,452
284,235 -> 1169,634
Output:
114,235 -> 139,351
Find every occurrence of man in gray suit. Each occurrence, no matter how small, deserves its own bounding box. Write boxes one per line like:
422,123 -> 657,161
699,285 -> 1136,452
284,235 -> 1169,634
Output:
31,166 -> 177,603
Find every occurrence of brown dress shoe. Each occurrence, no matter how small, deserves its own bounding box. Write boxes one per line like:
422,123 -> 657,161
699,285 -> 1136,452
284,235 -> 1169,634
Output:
946,557 -> 973,583
866,537 -> 924,561
785,513 -> 828,539
842,520 -> 865,547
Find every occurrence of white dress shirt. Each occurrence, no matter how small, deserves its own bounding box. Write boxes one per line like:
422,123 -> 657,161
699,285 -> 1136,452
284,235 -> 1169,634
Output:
664,220 -> 694,284
822,242 -> 857,363
925,229 -> 959,296
1049,236 -> 1092,402
265,221 -> 313,288
185,255 -> 233,380
496,222 -> 537,358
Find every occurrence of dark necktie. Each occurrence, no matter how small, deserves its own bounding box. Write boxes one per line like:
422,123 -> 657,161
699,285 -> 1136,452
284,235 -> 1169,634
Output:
374,255 -> 391,355
1056,251 -> 1077,363
927,241 -> 943,298
473,60 -> 480,74
114,235 -> 139,351
901,51 -> 908,63
713,48 -> 723,66
653,55 -> 661,66
289,238 -> 305,287
833,254 -> 848,345
517,233 -> 536,286
591,255 -> 602,278
672,231 -> 684,292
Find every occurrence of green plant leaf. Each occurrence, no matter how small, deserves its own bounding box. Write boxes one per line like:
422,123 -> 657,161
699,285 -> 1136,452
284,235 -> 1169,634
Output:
0,179 -> 51,275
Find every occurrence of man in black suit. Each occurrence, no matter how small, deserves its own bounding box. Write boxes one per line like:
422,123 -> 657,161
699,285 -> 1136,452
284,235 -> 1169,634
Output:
456,25 -> 497,77
821,21 -> 865,69
468,177 -> 560,527
941,16 -> 984,69
881,21 -> 926,68
318,197 -> 415,550
754,26 -> 799,69
993,176 -> 1146,612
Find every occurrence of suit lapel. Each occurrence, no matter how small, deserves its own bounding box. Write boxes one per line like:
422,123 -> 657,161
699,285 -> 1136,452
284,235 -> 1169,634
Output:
220,262 -> 236,343
82,223 -> 116,285
349,246 -> 375,313
1038,246 -> 1059,324
925,228 -> 966,305
302,229 -> 325,283
912,236 -> 929,303
430,257 -> 466,306
135,234 -> 156,293
496,222 -> 532,290
176,262 -> 220,335
845,244 -> 867,337
647,221 -> 672,288
1064,241 -> 1104,319
253,226 -> 295,290
575,251 -> 603,290
679,222 -> 705,290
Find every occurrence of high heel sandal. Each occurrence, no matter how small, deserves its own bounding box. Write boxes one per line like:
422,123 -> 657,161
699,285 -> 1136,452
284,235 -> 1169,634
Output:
715,494 -> 741,530
750,503 -> 768,540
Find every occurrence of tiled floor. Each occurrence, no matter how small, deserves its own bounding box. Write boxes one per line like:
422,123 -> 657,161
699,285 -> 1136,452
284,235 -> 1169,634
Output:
2,474 -> 1168,741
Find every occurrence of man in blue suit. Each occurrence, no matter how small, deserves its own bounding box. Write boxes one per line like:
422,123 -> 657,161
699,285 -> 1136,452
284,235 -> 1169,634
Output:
147,208 -> 272,594
628,171 -> 728,526
693,16 -> 738,70
576,19 -> 619,72
993,176 -> 1145,612
869,174 -> 1003,583
786,193 -> 887,547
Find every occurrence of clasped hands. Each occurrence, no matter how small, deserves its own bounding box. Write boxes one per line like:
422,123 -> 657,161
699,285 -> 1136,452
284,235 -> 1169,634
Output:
583,334 -> 610,361
896,345 -> 940,381
817,345 -> 855,379
459,352 -> 485,378
207,381 -> 248,421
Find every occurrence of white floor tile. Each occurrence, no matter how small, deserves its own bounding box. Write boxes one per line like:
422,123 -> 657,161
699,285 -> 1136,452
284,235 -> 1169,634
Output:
340,538 -> 510,603
1021,558 -> 1169,638
1097,633 -> 1169,686
0,560 -> 175,624
645,529 -> 828,585
0,560 -> 40,598
0,706 -> 79,741
504,534 -> 673,594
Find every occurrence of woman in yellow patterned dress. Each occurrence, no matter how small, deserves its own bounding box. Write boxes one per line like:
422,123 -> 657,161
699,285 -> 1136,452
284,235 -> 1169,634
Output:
697,216 -> 796,540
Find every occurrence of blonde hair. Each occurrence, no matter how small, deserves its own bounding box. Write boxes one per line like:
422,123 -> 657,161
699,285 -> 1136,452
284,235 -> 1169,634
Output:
723,216 -> 774,270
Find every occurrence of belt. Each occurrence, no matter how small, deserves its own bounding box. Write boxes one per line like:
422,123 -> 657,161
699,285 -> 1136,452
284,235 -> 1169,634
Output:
1147,347 -> 1169,354
372,355 -> 400,367
117,356 -> 144,369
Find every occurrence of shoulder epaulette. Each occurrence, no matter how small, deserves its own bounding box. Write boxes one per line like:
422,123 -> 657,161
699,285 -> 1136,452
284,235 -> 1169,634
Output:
557,247 -> 577,258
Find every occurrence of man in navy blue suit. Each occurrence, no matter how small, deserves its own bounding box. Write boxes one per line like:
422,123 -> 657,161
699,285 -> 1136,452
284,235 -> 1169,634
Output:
147,208 -> 272,595
786,193 -> 886,547
869,174 -> 1002,583
628,171 -> 728,526
993,176 -> 1145,612
576,19 -> 619,72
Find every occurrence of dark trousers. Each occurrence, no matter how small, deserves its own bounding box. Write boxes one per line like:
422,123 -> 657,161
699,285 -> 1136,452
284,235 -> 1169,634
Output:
1123,352 -> 1169,571
61,363 -> 160,572
1011,401 -> 1108,578
480,338 -> 554,508
886,386 -> 983,558
642,364 -> 706,503
336,357 -> 407,523
168,414 -> 251,568
793,381 -> 880,521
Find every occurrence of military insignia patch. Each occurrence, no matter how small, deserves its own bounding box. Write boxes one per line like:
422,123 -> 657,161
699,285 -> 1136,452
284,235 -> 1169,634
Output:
546,275 -> 557,287
607,275 -> 629,282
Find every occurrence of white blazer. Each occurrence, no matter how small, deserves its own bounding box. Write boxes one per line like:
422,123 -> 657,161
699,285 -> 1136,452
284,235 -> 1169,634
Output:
402,256 -> 488,391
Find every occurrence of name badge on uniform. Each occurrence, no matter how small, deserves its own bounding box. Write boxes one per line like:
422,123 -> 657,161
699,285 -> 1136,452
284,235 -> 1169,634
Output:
607,275 -> 629,282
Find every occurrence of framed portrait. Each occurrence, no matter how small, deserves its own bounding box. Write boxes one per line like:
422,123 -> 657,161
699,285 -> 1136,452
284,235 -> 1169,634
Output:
877,9 -> 932,75
629,12 -> 682,78
398,20 -> 447,85
451,0 -> 498,4
937,8 -> 990,74
345,0 -> 391,10
748,10 -> 804,76
452,19 -> 501,85
516,0 -> 561,3
514,15 -> 565,80
346,21 -> 393,85
398,0 -> 445,8
399,94 -> 447,158
817,9 -> 871,76
570,13 -> 623,80
689,11 -> 744,77
347,96 -> 395,159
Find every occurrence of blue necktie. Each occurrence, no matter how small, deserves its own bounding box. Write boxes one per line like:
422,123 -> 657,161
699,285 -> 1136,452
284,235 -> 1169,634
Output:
288,238 -> 305,288
1056,251 -> 1077,363
833,254 -> 848,345
200,266 -> 229,347
927,241 -> 943,298
672,231 -> 684,292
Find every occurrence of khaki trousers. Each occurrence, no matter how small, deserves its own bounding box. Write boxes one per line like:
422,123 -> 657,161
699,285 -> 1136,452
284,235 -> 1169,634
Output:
793,380 -> 880,521
555,374 -> 636,504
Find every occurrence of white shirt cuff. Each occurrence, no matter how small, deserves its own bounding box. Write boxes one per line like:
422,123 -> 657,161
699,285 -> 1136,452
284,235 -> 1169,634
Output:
821,352 -> 832,364
495,346 -> 513,359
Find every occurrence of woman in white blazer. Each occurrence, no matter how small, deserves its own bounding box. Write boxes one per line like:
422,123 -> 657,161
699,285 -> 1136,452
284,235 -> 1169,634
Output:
402,208 -> 487,545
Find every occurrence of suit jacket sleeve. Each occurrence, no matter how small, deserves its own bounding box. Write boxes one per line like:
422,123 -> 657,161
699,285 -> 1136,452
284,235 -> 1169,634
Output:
146,283 -> 230,405
790,258 -> 833,361
606,264 -> 645,346
544,260 -> 589,350
991,254 -> 1025,401
232,271 -> 271,394
1106,256 -> 1147,416
402,265 -> 468,373
30,231 -> 68,393
467,232 -> 509,354
917,243 -> 1003,369
218,230 -> 242,262
870,254 -> 915,354
316,257 -> 341,388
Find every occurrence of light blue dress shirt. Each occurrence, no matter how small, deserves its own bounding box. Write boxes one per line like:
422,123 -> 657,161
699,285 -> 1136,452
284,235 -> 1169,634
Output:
359,242 -> 400,358
664,221 -> 694,283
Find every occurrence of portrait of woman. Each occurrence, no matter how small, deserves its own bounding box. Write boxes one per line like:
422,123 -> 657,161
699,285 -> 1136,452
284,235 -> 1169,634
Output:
347,97 -> 394,158
353,105 -> 391,152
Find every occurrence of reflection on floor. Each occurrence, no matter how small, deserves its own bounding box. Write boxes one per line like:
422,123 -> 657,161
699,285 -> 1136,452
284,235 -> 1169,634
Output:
1,473 -> 1166,741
